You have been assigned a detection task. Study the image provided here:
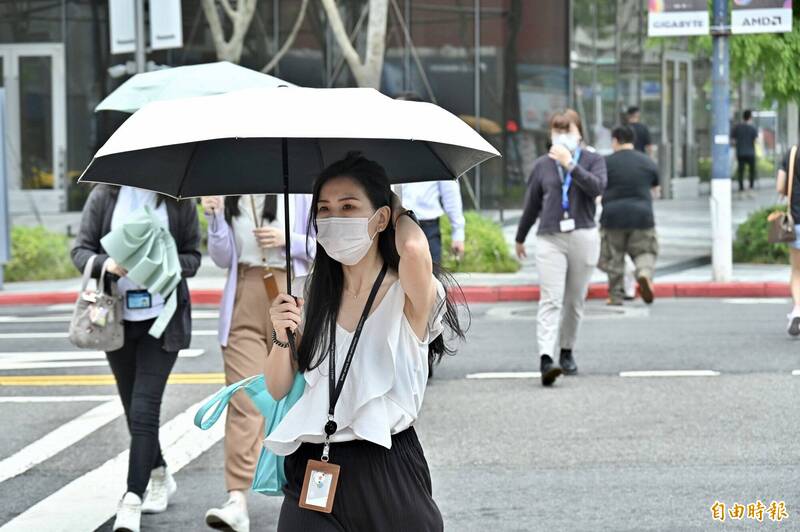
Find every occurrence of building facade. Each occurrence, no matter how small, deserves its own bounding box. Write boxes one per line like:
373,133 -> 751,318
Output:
0,0 -> 779,213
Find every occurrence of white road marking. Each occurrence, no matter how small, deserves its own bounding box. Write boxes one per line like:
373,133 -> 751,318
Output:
619,370 -> 721,378
466,371 -> 541,379
722,298 -> 790,305
0,349 -> 205,371
792,370 -> 800,376
0,396 -> 117,403
0,394 -> 225,532
0,330 -> 216,340
0,399 -> 123,484
0,311 -> 219,323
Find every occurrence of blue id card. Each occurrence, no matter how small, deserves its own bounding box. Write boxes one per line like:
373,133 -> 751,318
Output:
126,290 -> 152,310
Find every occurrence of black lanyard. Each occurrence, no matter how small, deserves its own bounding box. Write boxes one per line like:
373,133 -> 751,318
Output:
323,262 -> 389,438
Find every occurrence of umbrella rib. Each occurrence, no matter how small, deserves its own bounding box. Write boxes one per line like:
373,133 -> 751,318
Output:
176,142 -> 201,200
423,142 -> 457,181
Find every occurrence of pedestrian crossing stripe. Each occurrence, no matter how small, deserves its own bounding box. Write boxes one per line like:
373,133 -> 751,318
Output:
0,372 -> 225,386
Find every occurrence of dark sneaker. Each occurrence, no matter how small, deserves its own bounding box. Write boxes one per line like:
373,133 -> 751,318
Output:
540,355 -> 563,387
559,349 -> 578,376
637,276 -> 655,304
787,314 -> 800,337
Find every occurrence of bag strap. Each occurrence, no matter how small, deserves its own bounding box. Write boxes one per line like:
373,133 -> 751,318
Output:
193,375 -> 262,430
80,255 -> 97,293
787,145 -> 798,223
97,257 -> 113,295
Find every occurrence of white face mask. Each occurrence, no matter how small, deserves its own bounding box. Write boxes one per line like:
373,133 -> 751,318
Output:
316,211 -> 381,265
552,133 -> 580,153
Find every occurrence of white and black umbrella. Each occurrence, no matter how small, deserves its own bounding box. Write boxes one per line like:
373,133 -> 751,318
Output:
79,86 -> 500,311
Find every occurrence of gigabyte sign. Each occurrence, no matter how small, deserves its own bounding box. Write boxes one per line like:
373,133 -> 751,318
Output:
648,11 -> 710,36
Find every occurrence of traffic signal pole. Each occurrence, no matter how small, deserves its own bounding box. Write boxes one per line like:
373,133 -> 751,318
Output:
710,0 -> 732,281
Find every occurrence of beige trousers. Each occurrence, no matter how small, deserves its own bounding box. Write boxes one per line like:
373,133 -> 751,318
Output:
535,228 -> 600,357
223,265 -> 287,491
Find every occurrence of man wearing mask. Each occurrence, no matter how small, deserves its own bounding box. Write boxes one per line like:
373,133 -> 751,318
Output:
600,125 -> 660,306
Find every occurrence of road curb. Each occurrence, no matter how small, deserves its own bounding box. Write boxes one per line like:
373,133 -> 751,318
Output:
0,282 -> 791,306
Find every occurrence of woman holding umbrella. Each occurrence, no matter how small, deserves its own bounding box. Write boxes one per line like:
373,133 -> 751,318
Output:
200,193 -> 314,531
264,153 -> 465,531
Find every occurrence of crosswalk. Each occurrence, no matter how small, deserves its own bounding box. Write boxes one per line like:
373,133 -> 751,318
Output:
0,306 -> 227,531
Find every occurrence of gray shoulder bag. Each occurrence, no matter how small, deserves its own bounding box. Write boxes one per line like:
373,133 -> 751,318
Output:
68,255 -> 125,351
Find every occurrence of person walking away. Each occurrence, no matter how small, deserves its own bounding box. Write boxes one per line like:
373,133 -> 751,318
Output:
264,152 -> 466,531
71,185 -> 200,532
600,126 -> 660,306
626,106 -> 653,158
201,194 -> 315,531
395,92 -> 466,264
732,110 -> 759,196
400,181 -> 465,264
515,109 -> 607,386
776,145 -> 800,336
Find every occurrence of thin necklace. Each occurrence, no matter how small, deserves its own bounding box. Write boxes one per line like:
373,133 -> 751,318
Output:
343,264 -> 384,299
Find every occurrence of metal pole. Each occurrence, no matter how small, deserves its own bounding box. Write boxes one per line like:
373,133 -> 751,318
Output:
710,0 -> 732,281
134,0 -> 146,73
473,0 -> 481,209
0,89 -> 9,290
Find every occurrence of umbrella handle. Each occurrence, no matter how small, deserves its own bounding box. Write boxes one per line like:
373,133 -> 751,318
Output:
281,138 -> 298,358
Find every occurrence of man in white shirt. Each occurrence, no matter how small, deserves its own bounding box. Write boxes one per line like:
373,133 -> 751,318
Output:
395,92 -> 466,263
400,181 -> 465,263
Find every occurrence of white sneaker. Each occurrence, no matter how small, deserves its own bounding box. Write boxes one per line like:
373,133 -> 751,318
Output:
205,491 -> 250,532
113,492 -> 142,532
142,466 -> 177,514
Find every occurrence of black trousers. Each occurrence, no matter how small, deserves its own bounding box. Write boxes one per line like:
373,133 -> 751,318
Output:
737,155 -> 756,191
420,219 -> 443,264
106,319 -> 178,497
278,428 -> 443,532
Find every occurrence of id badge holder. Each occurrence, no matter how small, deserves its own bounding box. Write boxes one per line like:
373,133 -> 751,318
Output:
560,217 -> 576,233
299,459 -> 340,514
126,289 -> 152,310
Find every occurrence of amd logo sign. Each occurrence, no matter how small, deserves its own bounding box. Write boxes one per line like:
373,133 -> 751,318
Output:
741,15 -> 787,27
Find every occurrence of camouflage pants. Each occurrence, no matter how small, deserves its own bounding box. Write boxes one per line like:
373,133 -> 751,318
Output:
599,228 -> 658,303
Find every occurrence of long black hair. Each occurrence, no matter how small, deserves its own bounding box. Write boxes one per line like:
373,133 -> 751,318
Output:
297,152 -> 469,372
224,195 -> 277,227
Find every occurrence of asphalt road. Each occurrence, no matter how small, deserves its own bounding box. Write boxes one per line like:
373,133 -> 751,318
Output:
0,298 -> 797,531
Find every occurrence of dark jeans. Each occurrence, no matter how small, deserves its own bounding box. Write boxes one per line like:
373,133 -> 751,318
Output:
737,155 -> 756,191
420,219 -> 442,264
106,319 -> 178,497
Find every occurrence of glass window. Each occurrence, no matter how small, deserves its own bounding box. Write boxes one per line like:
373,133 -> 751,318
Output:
19,55 -> 54,190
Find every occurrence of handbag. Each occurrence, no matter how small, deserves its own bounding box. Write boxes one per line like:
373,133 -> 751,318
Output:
68,255 -> 124,351
768,145 -> 798,244
100,205 -> 182,339
194,372 -> 305,496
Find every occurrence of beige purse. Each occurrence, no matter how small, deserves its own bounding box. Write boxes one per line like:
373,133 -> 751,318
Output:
68,255 -> 124,351
768,145 -> 798,244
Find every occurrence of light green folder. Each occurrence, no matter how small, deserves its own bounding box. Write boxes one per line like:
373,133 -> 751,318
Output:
100,205 -> 182,338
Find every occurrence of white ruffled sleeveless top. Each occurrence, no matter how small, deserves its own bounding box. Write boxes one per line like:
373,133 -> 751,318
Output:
265,277 -> 446,456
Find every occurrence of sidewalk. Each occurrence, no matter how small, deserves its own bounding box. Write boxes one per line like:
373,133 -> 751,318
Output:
1,179 -> 790,305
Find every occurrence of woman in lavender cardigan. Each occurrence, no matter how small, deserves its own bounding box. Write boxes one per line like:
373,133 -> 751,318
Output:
200,194 -> 315,532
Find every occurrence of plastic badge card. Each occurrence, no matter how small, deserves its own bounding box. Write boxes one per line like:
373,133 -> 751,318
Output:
299,460 -> 340,514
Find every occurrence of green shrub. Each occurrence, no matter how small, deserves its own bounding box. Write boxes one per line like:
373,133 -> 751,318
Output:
733,205 -> 790,264
440,211 -> 520,273
196,203 -> 209,250
5,226 -> 78,282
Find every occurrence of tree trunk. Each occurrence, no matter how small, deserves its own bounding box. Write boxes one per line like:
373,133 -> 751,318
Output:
201,0 -> 258,64
320,0 -> 389,89
262,0 -> 310,74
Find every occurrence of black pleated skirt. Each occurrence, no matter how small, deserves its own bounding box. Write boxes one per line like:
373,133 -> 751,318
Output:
278,427 -> 443,532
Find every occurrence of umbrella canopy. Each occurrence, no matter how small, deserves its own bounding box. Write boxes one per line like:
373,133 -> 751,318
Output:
95,61 -> 294,113
80,87 -> 499,197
